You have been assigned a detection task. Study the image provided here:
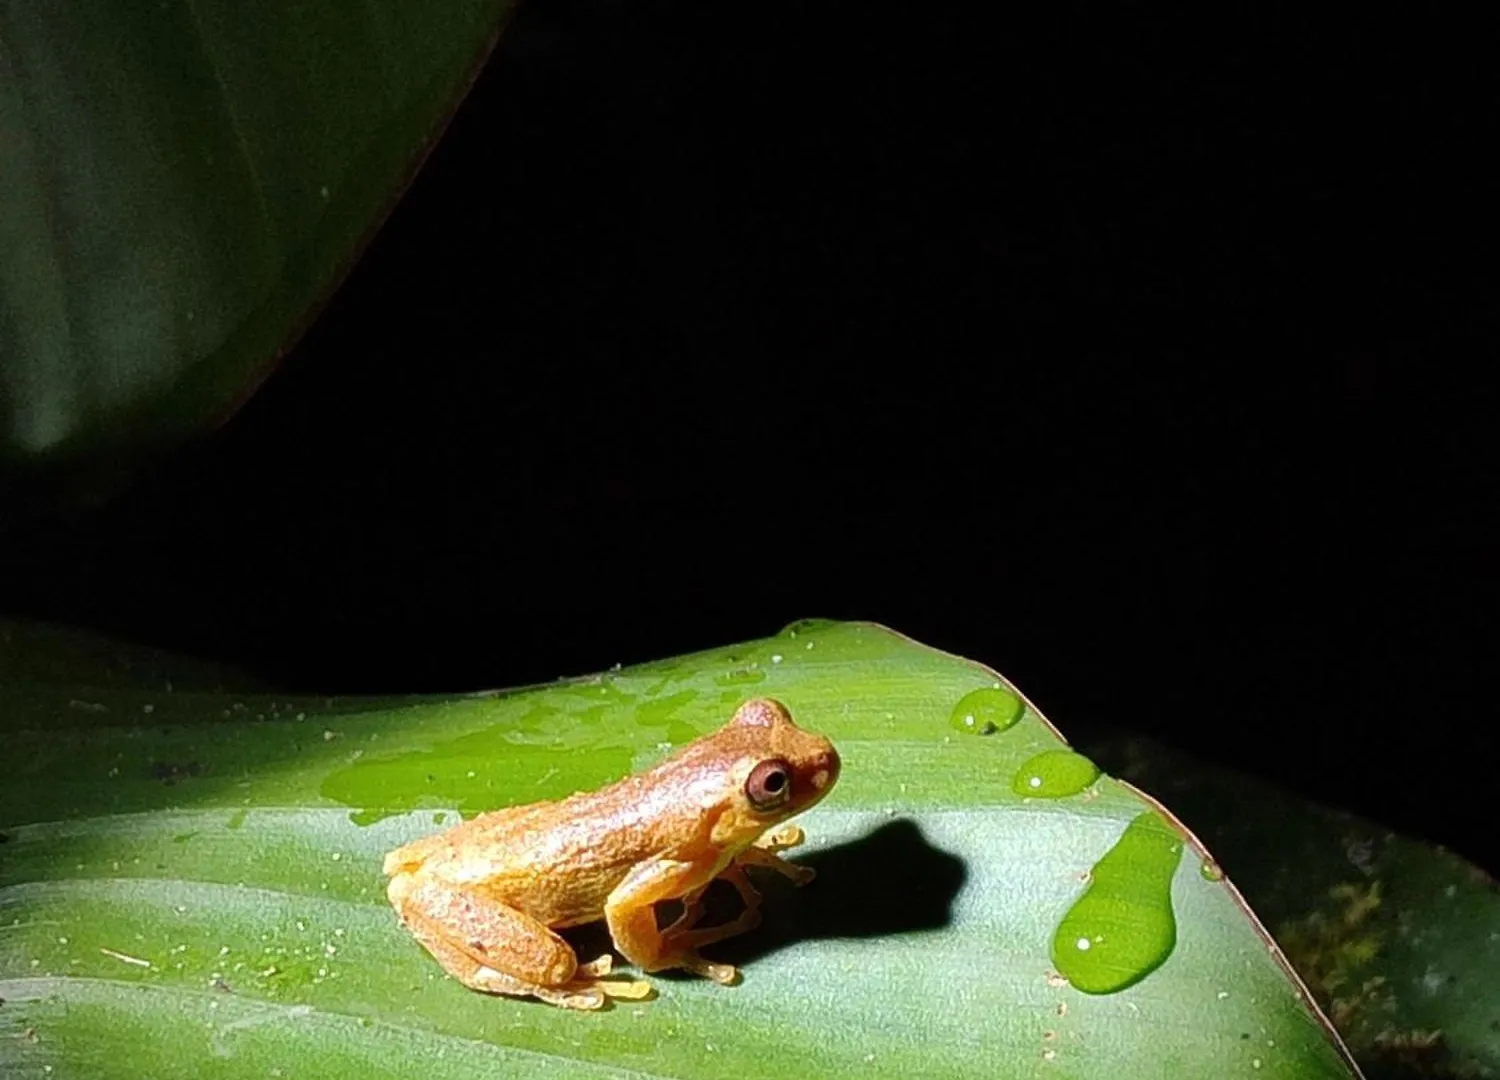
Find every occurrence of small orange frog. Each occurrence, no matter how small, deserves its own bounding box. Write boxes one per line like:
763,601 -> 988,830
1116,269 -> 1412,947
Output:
382,697 -> 841,1009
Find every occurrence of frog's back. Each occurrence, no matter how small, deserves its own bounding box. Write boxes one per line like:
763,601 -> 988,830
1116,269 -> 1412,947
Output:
381,800 -> 556,878
383,782 -> 700,927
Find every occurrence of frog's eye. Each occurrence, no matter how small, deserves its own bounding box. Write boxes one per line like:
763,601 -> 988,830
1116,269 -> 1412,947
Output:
746,758 -> 792,812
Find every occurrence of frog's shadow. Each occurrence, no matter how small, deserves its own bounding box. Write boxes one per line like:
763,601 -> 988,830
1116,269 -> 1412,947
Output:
563,818 -> 967,977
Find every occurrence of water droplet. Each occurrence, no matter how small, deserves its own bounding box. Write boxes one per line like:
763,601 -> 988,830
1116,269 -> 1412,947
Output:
1051,811 -> 1183,994
1011,750 -> 1100,797
949,687 -> 1022,735
1200,860 -> 1224,882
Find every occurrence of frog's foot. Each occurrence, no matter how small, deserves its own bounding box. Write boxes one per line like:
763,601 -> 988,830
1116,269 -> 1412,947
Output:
467,959 -> 650,1009
468,964 -> 603,1010
532,976 -> 652,1009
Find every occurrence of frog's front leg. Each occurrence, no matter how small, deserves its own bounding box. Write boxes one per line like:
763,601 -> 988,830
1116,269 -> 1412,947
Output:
661,826 -> 816,943
604,856 -> 742,984
388,872 -> 648,1010
741,823 -> 817,886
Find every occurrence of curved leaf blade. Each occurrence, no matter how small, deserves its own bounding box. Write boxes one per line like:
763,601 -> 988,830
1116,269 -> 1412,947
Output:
0,621 -> 1360,1078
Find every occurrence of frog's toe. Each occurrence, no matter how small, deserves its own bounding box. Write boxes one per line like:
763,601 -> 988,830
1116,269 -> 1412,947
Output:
536,985 -> 608,1011
596,977 -> 653,1000
787,863 -> 817,887
577,954 -> 614,978
684,956 -> 739,985
760,824 -> 805,851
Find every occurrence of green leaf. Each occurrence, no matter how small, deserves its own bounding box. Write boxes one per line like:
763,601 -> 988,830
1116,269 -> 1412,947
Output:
0,620 -> 1359,1078
0,1 -> 515,467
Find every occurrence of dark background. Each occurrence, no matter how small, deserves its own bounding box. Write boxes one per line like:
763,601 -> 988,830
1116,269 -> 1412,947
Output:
4,4 -> 1494,868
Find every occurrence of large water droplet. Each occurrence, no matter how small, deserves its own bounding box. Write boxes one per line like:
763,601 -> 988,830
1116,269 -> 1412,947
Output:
1012,750 -> 1100,797
948,686 -> 1022,735
1051,811 -> 1183,994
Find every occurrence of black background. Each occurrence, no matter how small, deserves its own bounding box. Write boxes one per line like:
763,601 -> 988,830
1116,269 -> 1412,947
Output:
4,3 -> 1494,869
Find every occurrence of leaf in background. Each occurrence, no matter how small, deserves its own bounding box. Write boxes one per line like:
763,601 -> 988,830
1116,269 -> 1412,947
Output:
0,617 -> 264,691
1086,733 -> 1500,1080
0,620 -> 1360,1078
0,1 -> 515,468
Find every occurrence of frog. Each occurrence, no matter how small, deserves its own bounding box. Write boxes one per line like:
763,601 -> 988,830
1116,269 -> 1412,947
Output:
382,697 -> 841,1009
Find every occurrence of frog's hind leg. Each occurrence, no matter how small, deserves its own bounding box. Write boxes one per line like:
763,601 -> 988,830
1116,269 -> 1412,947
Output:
387,873 -> 647,1009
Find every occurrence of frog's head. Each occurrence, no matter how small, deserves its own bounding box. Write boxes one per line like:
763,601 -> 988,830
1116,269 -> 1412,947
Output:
705,698 -> 841,849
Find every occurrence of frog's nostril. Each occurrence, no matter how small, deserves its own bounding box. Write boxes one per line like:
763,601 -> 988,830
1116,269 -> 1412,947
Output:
810,749 -> 841,791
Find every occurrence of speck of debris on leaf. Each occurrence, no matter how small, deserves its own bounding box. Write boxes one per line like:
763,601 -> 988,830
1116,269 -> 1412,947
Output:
151,761 -> 203,784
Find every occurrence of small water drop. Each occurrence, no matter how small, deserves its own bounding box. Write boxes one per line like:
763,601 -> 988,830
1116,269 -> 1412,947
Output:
1011,750 -> 1100,797
948,687 -> 1023,735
